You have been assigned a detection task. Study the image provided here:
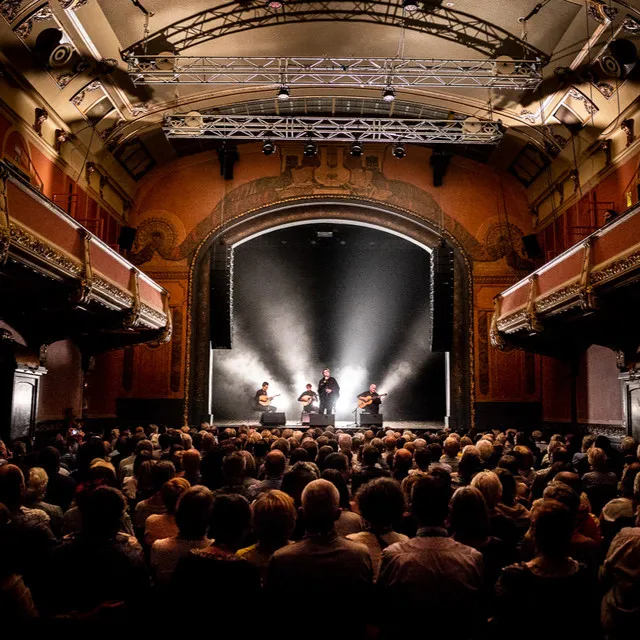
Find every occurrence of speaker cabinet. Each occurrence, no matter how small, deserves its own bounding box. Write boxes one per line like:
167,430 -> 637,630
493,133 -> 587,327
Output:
118,226 -> 137,251
522,234 -> 543,259
430,241 -> 454,353
210,244 -> 233,349
309,414 -> 335,426
260,412 -> 286,426
360,414 -> 383,426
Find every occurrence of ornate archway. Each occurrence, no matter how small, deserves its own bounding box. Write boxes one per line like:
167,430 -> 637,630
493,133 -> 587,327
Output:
186,197 -> 474,428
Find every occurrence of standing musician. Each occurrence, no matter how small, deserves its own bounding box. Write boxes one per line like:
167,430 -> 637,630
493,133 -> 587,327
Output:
357,384 -> 382,415
298,384 -> 319,413
253,381 -> 277,413
318,368 -> 340,415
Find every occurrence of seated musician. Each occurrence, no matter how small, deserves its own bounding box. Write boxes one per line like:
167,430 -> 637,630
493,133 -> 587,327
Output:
298,384 -> 319,413
254,381 -> 277,413
357,384 -> 382,415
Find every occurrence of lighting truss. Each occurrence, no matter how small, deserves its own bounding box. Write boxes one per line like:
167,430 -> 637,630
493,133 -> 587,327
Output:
127,56 -> 542,90
162,114 -> 503,144
120,1 -> 547,62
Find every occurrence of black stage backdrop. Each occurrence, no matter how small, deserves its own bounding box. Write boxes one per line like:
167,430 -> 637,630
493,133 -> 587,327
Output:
210,224 -> 445,421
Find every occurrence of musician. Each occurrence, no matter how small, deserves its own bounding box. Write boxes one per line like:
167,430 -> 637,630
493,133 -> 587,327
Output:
318,368 -> 340,415
357,383 -> 382,414
254,381 -> 277,413
298,384 -> 319,413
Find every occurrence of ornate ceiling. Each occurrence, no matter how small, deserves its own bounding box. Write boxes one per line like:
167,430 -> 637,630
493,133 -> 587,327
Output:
0,0 -> 639,185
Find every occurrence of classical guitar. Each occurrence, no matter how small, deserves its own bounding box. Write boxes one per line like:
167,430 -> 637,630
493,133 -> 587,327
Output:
299,393 -> 317,407
258,393 -> 280,407
357,393 -> 387,409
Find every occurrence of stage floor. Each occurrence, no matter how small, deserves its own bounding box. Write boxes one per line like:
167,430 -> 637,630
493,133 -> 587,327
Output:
213,419 -> 445,432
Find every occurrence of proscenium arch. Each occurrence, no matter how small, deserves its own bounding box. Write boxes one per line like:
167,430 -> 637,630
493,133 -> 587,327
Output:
187,198 -> 474,429
123,1 -> 547,62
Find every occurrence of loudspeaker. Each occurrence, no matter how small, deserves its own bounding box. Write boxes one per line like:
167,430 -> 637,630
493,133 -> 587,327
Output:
521,234 -> 543,259
118,226 -> 137,251
260,412 -> 286,426
360,414 -> 383,426
210,244 -> 233,349
309,414 -> 335,426
217,143 -> 239,181
430,240 -> 454,353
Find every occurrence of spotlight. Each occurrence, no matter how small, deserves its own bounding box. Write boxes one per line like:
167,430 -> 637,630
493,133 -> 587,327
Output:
267,0 -> 284,9
350,141 -> 363,157
262,140 -> 276,155
382,86 -> 396,102
277,85 -> 290,100
403,0 -> 419,13
303,140 -> 317,157
392,143 -> 406,159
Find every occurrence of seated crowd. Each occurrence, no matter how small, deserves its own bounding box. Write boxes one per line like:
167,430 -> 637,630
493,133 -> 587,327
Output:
1,424 -> 640,638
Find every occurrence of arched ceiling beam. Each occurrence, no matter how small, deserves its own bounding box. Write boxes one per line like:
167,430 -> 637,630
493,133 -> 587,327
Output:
120,1 -> 548,63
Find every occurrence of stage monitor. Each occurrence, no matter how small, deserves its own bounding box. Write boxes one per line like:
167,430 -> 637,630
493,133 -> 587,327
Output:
309,414 -> 335,427
260,412 -> 286,426
360,414 -> 383,426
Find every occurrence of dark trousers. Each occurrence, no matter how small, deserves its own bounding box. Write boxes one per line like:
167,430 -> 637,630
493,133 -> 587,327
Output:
256,405 -> 277,413
319,396 -> 337,415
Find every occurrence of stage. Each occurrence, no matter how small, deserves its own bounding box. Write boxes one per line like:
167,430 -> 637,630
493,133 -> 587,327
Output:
211,419 -> 445,432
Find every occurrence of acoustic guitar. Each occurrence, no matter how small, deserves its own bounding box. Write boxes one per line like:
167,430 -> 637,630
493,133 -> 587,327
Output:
258,393 -> 280,407
299,393 -> 317,407
357,393 -> 387,409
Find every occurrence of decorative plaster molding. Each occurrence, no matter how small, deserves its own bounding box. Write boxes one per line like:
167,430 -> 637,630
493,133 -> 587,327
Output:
14,4 -> 53,40
568,87 -> 598,116
70,79 -> 102,108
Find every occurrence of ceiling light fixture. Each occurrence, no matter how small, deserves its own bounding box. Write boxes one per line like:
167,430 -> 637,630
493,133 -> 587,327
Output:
392,143 -> 407,159
262,140 -> 276,155
350,141 -> 363,157
382,86 -> 396,102
277,85 -> 290,100
403,0 -> 419,13
303,140 -> 318,157
267,0 -> 284,9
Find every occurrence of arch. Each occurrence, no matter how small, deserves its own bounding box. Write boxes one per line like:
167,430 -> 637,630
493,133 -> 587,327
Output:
186,198 -> 474,428
122,1 -> 546,61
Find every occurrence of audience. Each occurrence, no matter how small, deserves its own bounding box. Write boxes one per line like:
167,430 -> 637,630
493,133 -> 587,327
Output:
2,421 -> 639,637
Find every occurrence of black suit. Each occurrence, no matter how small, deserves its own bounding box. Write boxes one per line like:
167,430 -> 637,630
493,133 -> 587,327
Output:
318,376 -> 340,415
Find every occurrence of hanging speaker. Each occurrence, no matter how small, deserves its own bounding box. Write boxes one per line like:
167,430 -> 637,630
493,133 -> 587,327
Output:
210,244 -> 233,349
597,39 -> 637,79
429,240 -> 454,353
49,43 -> 73,68
521,234 -> 543,259
118,226 -> 137,251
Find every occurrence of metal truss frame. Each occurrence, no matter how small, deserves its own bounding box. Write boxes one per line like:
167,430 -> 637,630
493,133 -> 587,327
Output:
121,1 -> 548,63
128,56 -> 543,90
162,113 -> 503,144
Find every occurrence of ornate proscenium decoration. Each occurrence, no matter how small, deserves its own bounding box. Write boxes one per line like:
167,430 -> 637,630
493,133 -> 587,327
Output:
163,114 -> 503,145
578,238 -> 597,312
76,229 -> 93,306
599,139 -> 612,165
569,168 -> 580,194
127,56 -> 543,91
525,275 -> 544,334
85,161 -> 97,185
490,296 -> 511,351
0,165 -> 9,266
621,119 -> 635,147
33,108 -> 48,136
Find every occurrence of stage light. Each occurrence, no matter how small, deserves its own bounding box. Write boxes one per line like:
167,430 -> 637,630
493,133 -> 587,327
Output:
382,86 -> 396,102
262,140 -> 276,155
350,141 -> 363,157
267,0 -> 284,9
403,0 -> 419,13
277,85 -> 290,100
392,143 -> 406,159
304,140 -> 317,157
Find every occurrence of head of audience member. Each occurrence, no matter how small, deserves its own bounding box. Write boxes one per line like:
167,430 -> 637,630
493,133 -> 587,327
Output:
321,468 -> 351,510
553,472 -> 582,497
252,490 -> 297,551
356,477 -> 405,533
338,433 -> 352,454
209,494 -> 252,552
290,448 -> 308,465
161,477 -> 191,516
471,471 -> 502,511
317,445 -> 335,470
301,478 -> 341,535
362,445 -> 381,468
458,446 -> 482,484
530,499 -> 574,561
38,446 -> 62,475
324,452 -> 350,479
149,460 -> 176,496
301,439 -> 318,463
0,464 -> 25,512
175,486 -> 214,540
443,437 -> 460,459
621,436 -> 637,463
620,462 -> 640,499
281,461 -> 320,507
448,486 -> 490,545
542,482 -> 580,527
25,467 -> 48,505
271,438 -> 291,459
587,447 -> 608,472
414,448 -> 430,473
476,439 -> 494,465
513,446 -> 535,473
493,467 -> 518,507
393,448 -> 413,479
383,435 -> 397,452
496,455 -> 519,476
182,449 -> 201,477
79,486 -> 126,539
264,449 -> 287,480
411,473 -> 452,529
221,452 -> 247,486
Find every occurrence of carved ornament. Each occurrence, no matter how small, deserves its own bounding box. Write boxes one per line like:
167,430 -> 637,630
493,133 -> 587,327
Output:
568,88 -> 598,116
14,4 -> 53,39
590,250 -> 640,285
0,166 -> 9,265
621,119 -> 635,147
